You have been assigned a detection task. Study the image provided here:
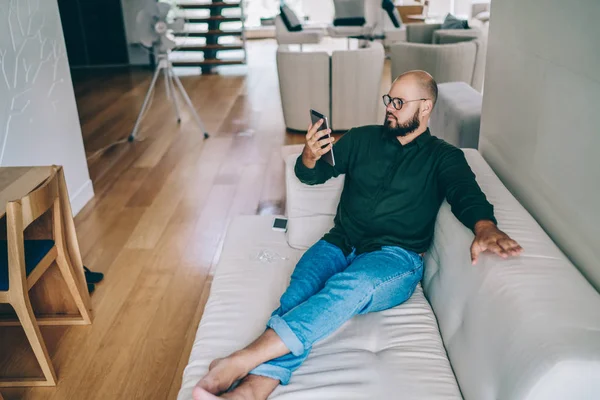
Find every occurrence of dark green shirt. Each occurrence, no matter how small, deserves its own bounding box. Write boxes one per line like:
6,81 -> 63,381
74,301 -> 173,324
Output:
294,125 -> 497,256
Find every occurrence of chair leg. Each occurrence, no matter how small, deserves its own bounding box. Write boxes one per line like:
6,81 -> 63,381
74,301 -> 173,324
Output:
53,187 -> 93,322
56,167 -> 90,308
55,252 -> 93,325
0,298 -> 57,387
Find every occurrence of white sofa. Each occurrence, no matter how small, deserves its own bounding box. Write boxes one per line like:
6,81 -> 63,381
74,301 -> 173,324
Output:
178,118 -> 600,398
276,42 -> 384,132
178,151 -> 600,399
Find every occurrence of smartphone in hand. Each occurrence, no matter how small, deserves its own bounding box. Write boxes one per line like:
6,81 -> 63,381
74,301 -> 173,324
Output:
309,109 -> 335,167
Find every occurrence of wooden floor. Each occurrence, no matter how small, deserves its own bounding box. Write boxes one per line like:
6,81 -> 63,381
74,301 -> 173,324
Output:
0,40 -> 389,400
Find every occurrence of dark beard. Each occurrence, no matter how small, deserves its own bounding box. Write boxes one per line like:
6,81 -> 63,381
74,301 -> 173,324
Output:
383,109 -> 420,137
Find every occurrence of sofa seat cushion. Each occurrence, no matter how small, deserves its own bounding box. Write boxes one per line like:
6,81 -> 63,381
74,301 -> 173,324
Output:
178,215 -> 461,400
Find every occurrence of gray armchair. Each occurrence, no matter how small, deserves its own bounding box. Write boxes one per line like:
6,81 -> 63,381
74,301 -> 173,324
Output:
390,24 -> 486,91
327,0 -> 405,45
274,16 -> 327,48
276,42 -> 385,132
274,5 -> 327,48
331,41 -> 385,130
276,46 -> 330,132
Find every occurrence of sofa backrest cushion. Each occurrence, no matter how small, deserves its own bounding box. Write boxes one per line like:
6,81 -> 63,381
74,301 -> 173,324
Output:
280,5 -> 302,32
389,40 -> 478,88
331,41 -> 385,131
406,23 -> 442,43
432,28 -> 480,45
276,48 -> 330,132
423,149 -> 600,400
430,81 -> 482,148
284,153 -> 344,249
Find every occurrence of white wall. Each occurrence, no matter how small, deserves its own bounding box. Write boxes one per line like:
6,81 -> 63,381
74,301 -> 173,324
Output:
454,0 -> 479,18
0,0 -> 93,215
479,0 -> 600,289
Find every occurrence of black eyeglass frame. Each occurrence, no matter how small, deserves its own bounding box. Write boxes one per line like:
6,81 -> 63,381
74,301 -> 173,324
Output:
382,94 -> 430,110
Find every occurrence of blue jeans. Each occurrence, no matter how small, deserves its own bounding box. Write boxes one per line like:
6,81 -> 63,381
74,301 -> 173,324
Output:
249,240 -> 424,385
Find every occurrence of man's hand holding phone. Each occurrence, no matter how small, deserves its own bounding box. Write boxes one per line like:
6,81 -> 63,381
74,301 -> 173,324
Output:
302,119 -> 335,169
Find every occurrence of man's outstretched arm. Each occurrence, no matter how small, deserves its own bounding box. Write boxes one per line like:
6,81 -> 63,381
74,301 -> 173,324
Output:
438,148 -> 523,265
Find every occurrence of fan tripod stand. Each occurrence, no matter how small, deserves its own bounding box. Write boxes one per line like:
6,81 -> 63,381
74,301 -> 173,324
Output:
129,54 -> 209,141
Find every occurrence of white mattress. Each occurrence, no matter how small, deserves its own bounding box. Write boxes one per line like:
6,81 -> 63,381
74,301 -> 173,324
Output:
178,215 -> 462,400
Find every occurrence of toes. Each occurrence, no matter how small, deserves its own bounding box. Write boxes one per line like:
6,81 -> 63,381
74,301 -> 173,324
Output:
193,385 -> 220,400
197,376 -> 220,394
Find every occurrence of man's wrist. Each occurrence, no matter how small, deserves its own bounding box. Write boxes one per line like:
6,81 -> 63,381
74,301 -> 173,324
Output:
301,149 -> 317,169
474,219 -> 496,234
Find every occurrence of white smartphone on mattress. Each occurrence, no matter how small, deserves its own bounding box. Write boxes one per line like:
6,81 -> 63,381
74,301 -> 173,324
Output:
272,217 -> 288,232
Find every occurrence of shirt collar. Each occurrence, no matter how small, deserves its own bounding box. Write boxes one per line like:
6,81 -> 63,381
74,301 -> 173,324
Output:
412,128 -> 432,148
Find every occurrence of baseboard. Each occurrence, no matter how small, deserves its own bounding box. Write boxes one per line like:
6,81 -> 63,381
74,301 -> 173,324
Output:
70,179 -> 95,216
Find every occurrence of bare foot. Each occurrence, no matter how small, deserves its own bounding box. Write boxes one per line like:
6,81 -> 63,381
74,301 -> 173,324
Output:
194,356 -> 250,395
194,329 -> 289,398
220,375 -> 280,400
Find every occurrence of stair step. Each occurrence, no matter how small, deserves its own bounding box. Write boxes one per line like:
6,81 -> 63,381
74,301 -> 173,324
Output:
172,59 -> 246,67
175,44 -> 244,51
174,29 -> 243,37
185,16 -> 243,23
176,2 -> 242,10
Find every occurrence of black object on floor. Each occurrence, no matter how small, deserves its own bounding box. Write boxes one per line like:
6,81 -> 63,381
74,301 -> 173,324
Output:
87,283 -> 95,294
84,266 -> 104,284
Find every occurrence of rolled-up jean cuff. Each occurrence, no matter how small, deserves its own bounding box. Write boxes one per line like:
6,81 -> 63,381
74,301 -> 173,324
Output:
267,315 -> 305,356
249,363 -> 293,385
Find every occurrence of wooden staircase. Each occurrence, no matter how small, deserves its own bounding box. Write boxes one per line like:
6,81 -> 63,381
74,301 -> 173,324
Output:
171,1 -> 247,73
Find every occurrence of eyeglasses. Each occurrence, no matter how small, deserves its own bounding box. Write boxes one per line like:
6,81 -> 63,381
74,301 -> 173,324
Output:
382,94 -> 429,110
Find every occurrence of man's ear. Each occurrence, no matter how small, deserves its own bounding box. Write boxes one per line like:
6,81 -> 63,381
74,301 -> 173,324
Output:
421,100 -> 433,117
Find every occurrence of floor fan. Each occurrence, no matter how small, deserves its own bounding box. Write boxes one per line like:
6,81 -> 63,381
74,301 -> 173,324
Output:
130,1 -> 209,141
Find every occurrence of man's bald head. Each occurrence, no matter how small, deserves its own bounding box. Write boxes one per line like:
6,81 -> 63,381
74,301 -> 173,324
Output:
383,70 -> 438,139
392,70 -> 438,108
